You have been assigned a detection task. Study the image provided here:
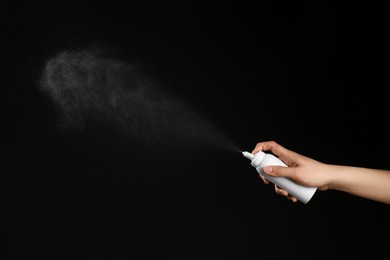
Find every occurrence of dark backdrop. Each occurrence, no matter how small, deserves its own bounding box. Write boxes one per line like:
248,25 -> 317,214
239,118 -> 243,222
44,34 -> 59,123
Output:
5,1 -> 390,259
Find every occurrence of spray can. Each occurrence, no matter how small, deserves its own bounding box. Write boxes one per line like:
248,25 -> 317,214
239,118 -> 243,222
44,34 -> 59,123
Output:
242,151 -> 317,204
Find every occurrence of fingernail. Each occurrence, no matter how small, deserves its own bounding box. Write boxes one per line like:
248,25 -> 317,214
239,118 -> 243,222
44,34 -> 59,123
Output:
264,166 -> 272,174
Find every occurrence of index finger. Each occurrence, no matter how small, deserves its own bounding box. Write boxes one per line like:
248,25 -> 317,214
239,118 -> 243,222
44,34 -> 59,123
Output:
251,140 -> 287,157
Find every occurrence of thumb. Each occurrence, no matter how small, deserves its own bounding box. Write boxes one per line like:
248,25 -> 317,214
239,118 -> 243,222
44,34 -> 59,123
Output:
263,165 -> 294,178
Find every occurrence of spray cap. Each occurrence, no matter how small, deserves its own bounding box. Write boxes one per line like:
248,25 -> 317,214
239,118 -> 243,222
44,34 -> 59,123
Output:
242,151 -> 255,160
242,151 -> 266,167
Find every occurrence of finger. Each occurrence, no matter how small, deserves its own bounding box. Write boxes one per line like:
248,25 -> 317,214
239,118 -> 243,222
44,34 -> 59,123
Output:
259,175 -> 270,184
263,165 -> 295,179
252,141 -> 300,166
274,185 -> 288,197
251,141 -> 286,157
274,186 -> 298,202
287,195 -> 298,203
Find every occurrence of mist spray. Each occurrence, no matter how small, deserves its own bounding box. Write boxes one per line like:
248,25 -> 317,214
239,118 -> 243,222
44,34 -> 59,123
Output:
242,151 -> 317,204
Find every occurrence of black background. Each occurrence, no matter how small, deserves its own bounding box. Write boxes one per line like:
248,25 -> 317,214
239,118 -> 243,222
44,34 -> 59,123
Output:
4,1 -> 390,259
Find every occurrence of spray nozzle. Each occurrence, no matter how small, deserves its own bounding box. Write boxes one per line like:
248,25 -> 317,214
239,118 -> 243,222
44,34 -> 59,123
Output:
242,151 -> 255,160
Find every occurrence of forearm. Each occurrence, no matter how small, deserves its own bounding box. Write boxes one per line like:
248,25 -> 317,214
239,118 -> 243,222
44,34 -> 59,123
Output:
327,165 -> 390,204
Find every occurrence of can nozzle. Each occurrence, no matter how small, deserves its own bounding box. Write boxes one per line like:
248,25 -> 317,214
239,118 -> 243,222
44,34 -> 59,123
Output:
242,151 -> 255,160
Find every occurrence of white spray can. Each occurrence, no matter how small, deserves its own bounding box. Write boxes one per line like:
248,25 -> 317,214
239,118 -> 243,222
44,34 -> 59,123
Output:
242,151 -> 317,204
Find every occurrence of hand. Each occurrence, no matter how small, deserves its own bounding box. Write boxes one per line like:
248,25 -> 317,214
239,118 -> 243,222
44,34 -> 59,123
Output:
252,141 -> 331,202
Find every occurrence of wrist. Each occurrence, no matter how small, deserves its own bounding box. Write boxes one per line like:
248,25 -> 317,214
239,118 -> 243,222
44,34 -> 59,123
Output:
325,164 -> 344,191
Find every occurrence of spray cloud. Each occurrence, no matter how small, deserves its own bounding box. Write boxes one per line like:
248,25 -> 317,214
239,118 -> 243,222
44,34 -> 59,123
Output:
40,48 -> 237,151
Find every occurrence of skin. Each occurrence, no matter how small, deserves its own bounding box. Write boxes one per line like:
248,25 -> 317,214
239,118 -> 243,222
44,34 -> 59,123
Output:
252,141 -> 390,204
